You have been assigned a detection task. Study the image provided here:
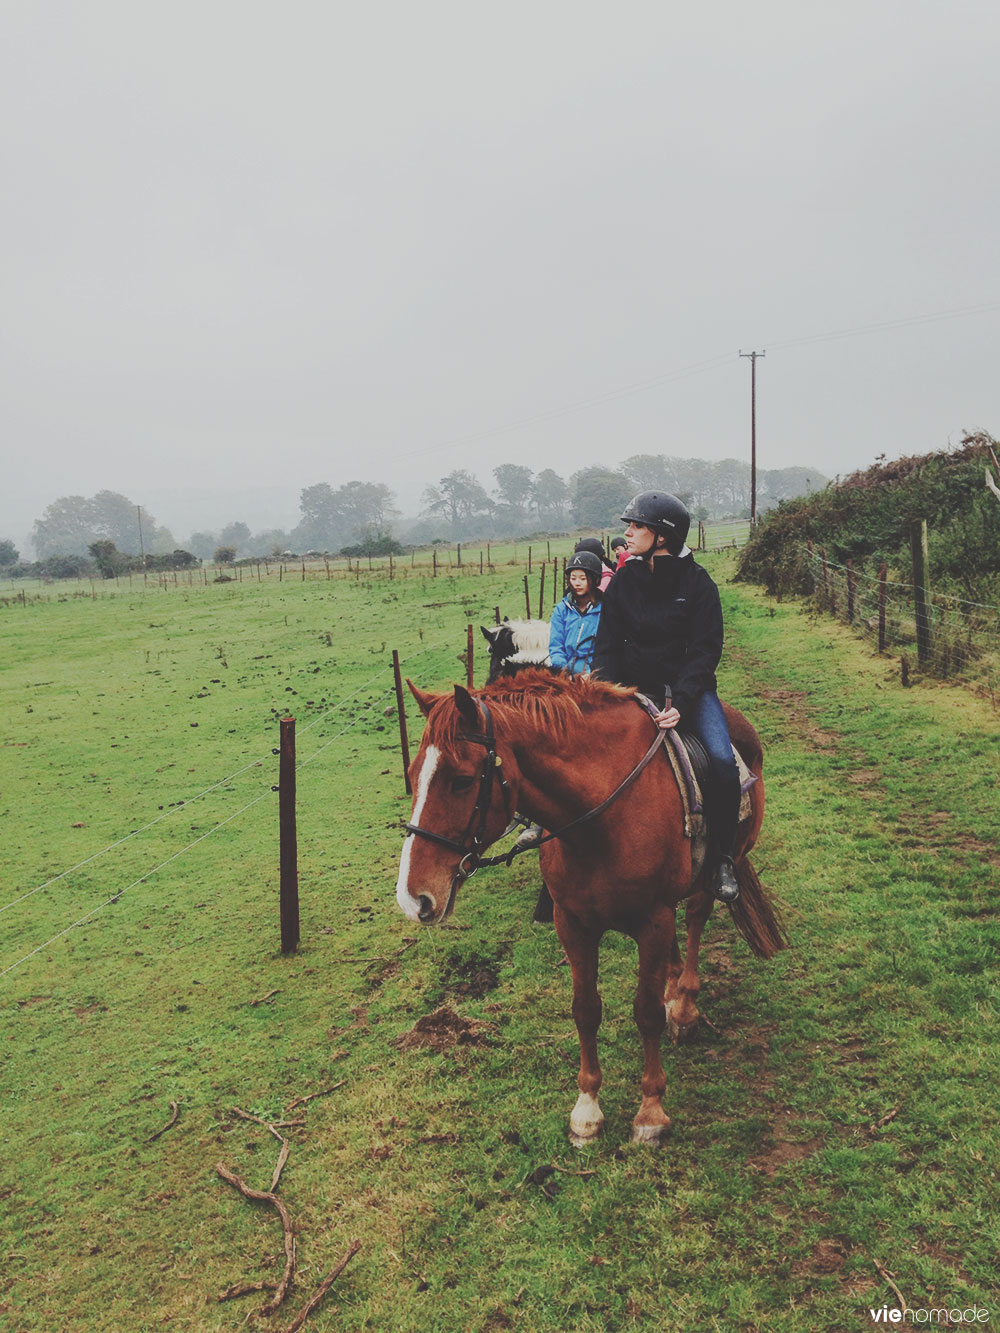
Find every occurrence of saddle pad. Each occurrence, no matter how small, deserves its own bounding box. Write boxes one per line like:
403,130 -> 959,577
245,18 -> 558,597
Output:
635,694 -> 757,840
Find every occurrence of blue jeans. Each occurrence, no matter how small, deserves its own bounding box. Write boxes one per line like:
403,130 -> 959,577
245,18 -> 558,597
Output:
686,690 -> 740,854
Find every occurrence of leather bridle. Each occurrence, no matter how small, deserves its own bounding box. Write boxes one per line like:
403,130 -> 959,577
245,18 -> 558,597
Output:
404,698 -> 515,894
403,695 -> 669,904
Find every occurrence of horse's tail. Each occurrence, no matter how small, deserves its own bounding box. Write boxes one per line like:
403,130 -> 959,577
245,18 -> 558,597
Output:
728,858 -> 788,960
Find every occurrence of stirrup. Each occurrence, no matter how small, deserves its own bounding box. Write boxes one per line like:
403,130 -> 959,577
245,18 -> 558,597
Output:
712,856 -> 740,903
513,822 -> 544,851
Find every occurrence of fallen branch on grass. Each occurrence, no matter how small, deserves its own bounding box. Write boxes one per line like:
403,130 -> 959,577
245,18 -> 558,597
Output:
146,1101 -> 180,1143
871,1257 -> 908,1315
218,1278 -> 277,1302
870,1105 -> 901,1131
216,1162 -> 296,1317
231,1107 -> 306,1132
269,1140 -> 291,1193
250,988 -> 281,1006
229,1107 -> 301,1192
281,1240 -> 362,1333
285,1081 -> 346,1112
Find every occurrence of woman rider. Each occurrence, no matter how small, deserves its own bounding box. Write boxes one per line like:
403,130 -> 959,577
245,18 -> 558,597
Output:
591,491 -> 741,903
548,550 -> 604,675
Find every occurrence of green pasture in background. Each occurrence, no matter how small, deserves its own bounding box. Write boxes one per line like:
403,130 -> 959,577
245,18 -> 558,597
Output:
0,554 -> 997,1331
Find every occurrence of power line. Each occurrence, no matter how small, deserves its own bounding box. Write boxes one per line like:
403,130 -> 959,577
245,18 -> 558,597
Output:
392,298 -> 1000,465
765,299 -> 1000,353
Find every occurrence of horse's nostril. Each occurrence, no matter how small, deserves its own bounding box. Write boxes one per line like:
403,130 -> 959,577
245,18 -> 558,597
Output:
417,895 -> 436,923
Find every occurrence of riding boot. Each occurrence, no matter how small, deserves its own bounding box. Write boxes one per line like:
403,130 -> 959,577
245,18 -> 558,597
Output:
707,773 -> 742,903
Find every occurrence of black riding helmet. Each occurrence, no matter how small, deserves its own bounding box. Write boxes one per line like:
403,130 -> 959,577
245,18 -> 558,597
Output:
565,549 -> 603,595
620,491 -> 691,554
573,536 -> 614,569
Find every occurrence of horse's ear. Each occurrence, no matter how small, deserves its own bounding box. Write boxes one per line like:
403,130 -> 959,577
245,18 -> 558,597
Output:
453,684 -> 480,728
407,680 -> 439,717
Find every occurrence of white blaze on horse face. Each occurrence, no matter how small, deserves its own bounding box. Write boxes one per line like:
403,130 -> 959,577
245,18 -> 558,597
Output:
395,744 -> 440,920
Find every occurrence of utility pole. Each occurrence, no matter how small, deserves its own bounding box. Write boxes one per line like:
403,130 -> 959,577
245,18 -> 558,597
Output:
739,350 -> 765,523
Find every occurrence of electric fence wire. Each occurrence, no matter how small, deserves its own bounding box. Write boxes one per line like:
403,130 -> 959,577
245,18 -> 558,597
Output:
0,630 -> 464,979
1,629 -> 460,917
0,786 -> 274,980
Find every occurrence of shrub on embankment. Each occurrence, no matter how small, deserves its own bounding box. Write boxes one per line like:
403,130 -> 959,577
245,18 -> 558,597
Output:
736,433 -> 1000,603
734,433 -> 1000,687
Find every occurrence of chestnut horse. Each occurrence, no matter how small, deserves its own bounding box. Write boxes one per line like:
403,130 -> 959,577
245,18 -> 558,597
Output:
395,669 -> 784,1146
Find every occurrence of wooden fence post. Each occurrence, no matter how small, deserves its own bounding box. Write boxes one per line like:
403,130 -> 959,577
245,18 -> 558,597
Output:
392,650 -> 411,795
537,564 -> 546,618
878,562 -> 887,652
911,519 -> 932,665
432,550 -> 437,577
523,575 -> 531,618
494,605 -> 501,625
466,624 -> 474,688
279,717 -> 299,954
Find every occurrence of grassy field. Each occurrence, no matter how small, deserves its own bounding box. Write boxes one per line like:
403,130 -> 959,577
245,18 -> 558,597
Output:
1,554 -> 997,1331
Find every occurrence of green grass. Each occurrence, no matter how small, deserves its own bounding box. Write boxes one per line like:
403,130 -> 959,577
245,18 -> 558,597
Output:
1,555 -> 998,1331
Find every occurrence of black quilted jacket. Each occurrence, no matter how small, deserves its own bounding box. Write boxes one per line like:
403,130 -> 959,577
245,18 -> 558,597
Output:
591,552 -> 724,719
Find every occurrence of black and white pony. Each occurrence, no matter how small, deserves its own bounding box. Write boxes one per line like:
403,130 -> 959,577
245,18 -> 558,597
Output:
480,619 -> 551,684
478,618 -> 556,922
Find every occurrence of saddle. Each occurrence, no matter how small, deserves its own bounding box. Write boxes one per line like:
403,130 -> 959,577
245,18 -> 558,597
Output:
634,694 -> 756,839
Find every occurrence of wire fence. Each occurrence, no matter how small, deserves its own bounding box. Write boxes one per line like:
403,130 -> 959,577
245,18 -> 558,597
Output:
805,547 -> 1000,685
0,632 -> 458,979
1,526 -> 759,606
699,518 -> 753,551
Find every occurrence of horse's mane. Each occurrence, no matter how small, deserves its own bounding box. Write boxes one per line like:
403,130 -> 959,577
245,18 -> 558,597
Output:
425,668 -> 637,746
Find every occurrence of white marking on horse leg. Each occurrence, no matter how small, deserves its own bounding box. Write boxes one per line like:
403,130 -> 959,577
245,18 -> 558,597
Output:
569,1091 -> 604,1145
630,1120 -> 671,1145
395,745 -> 440,921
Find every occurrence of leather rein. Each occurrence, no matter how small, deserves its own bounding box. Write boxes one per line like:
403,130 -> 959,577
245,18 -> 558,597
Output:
404,697 -> 668,894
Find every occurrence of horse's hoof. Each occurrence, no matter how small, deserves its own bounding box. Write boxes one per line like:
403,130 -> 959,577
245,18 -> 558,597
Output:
630,1119 -> 671,1146
569,1092 -> 604,1146
666,1007 -> 700,1044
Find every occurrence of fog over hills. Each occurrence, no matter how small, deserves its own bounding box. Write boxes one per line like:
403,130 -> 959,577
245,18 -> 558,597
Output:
3,4 -> 998,558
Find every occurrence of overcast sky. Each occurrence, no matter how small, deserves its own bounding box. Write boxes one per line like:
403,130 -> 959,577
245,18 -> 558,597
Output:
3,0 -> 998,549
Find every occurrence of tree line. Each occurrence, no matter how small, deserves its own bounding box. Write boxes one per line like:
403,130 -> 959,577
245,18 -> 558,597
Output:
4,457 -> 825,570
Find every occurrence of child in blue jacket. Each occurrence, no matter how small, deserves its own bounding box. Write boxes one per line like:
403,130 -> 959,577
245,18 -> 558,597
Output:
513,550 -> 606,851
548,550 -> 604,674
